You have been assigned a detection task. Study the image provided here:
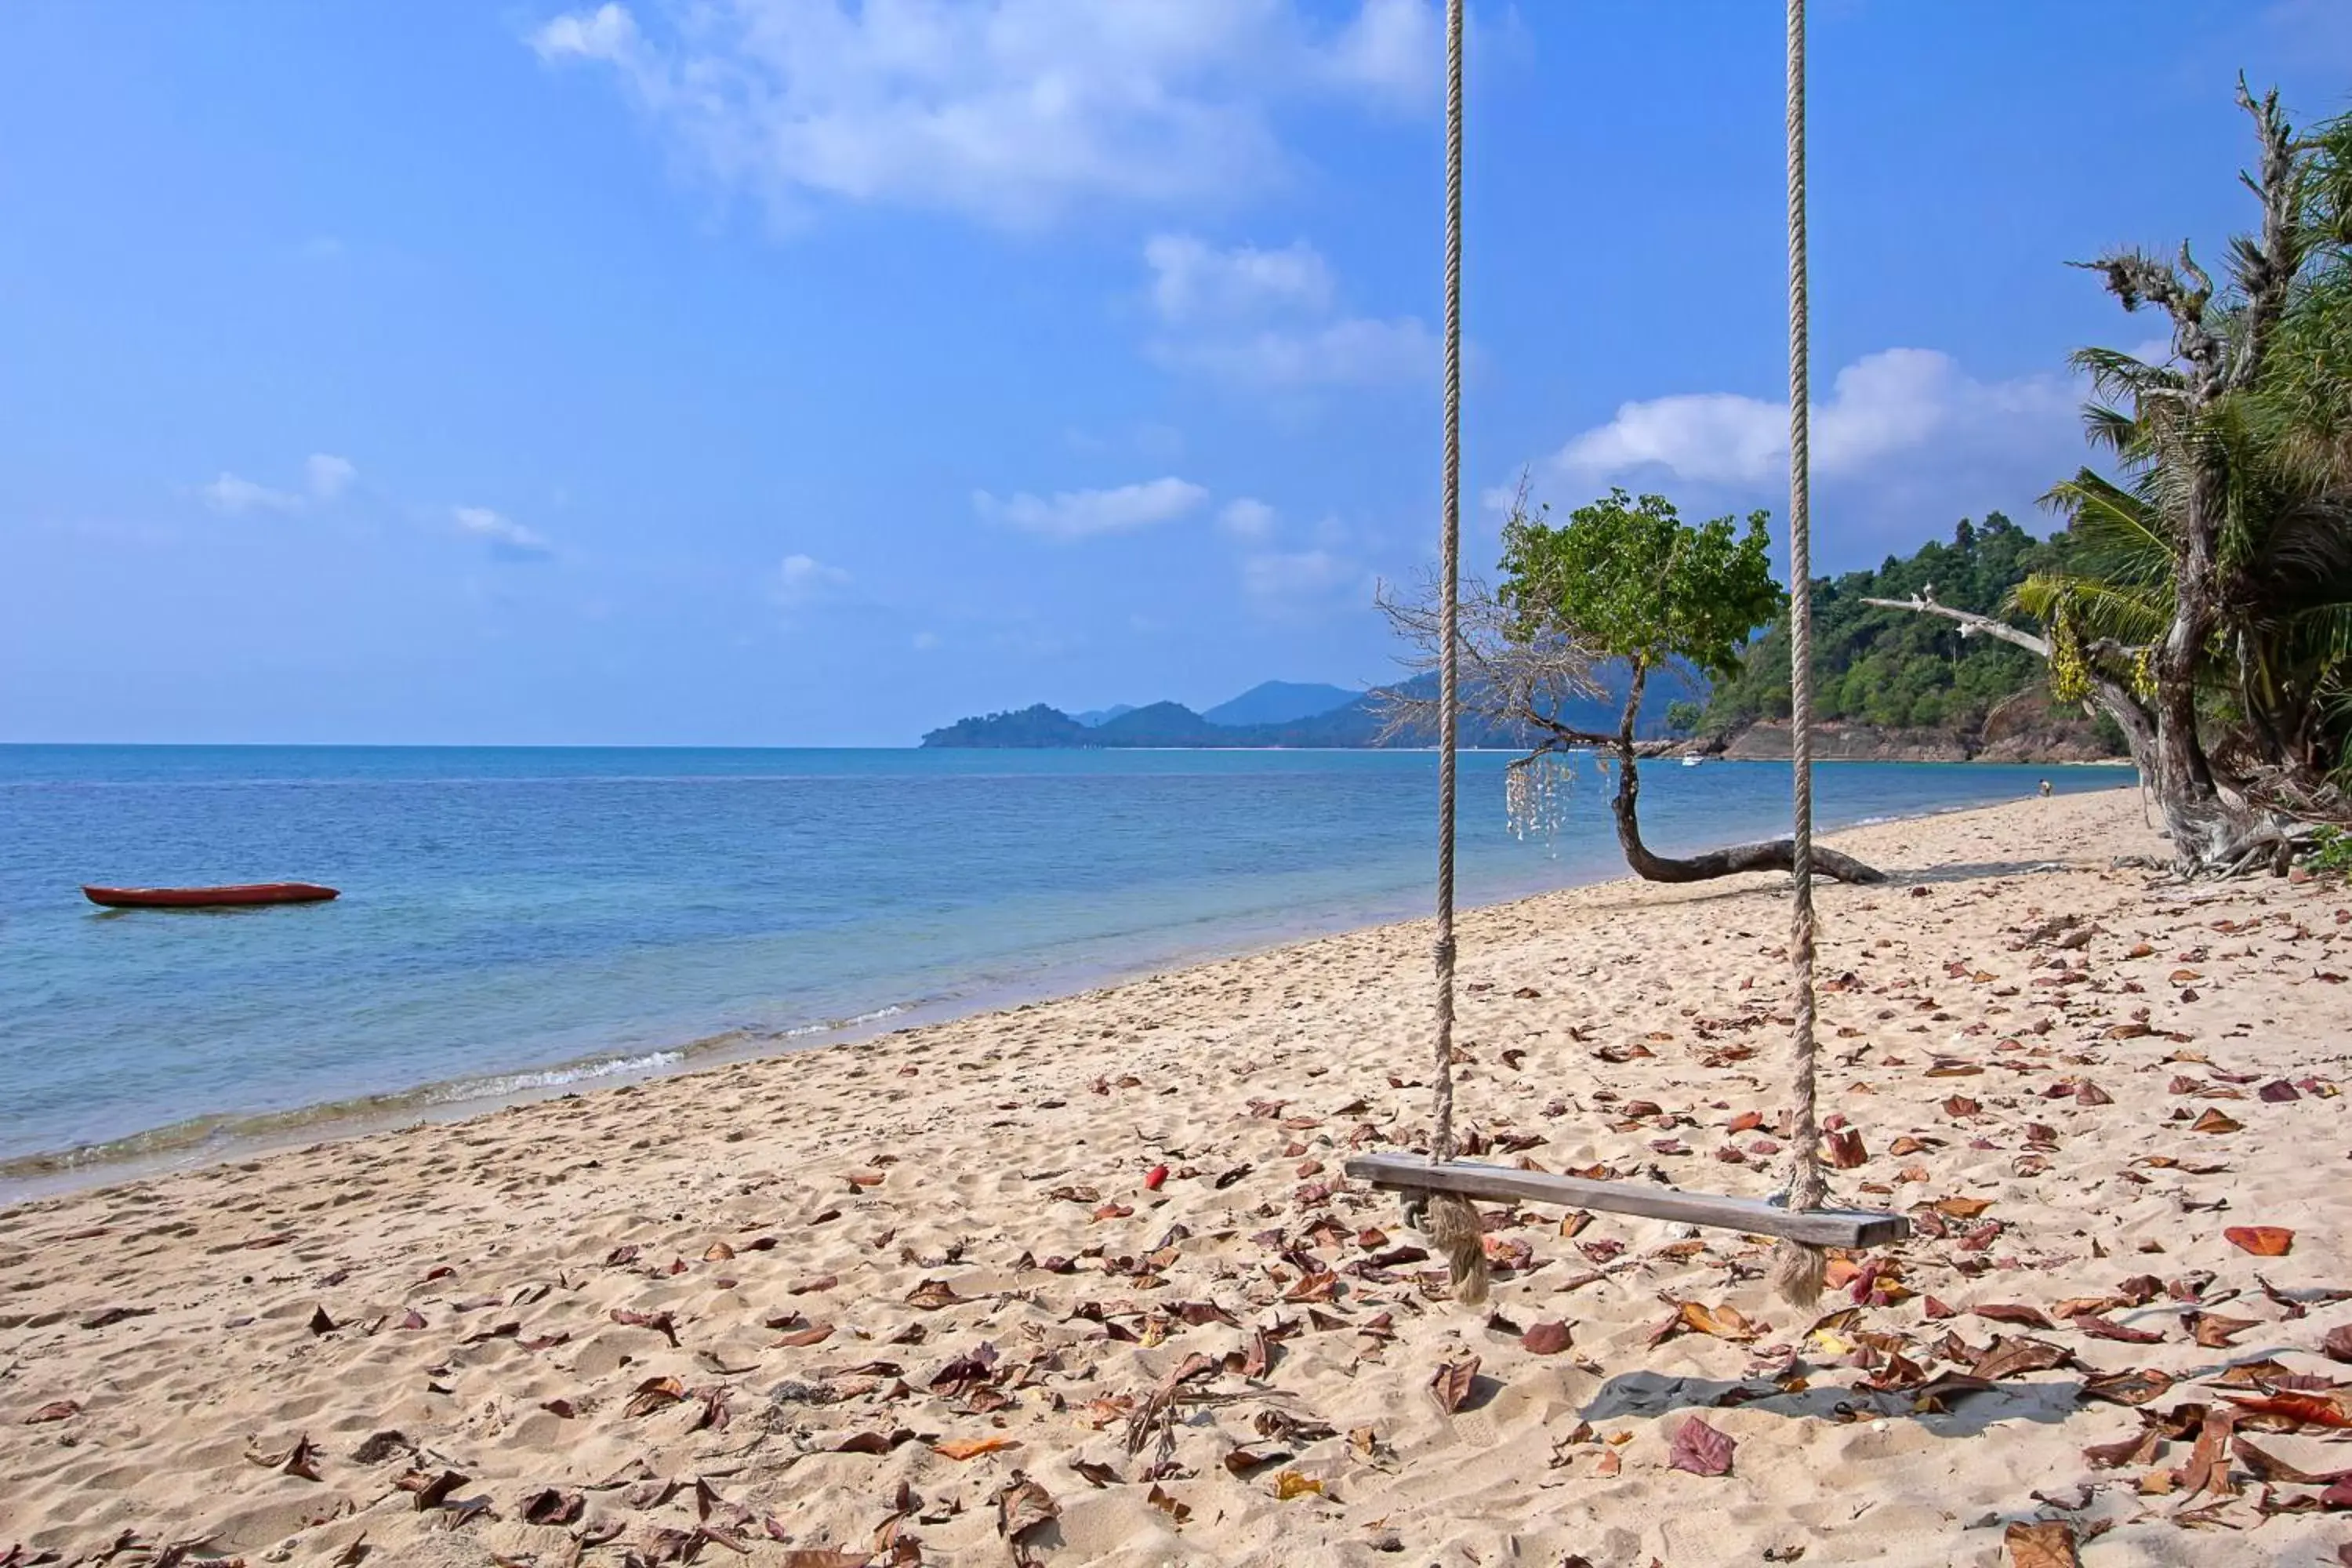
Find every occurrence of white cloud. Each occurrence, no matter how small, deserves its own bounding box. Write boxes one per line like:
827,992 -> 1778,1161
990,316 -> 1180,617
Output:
1153,314 -> 1436,389
1145,234 -> 1332,322
454,504 -> 555,559
1142,233 -> 1434,390
527,1 -> 1439,230
1241,546 -> 1368,610
775,551 -> 852,604
1517,347 -> 2085,554
1542,349 -> 2074,490
973,476 -> 1208,540
305,453 -> 357,500
199,453 -> 358,514
1218,496 -> 1277,540
201,473 -> 303,515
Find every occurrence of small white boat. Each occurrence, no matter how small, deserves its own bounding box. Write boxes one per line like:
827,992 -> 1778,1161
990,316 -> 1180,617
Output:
1681,754 -> 1704,768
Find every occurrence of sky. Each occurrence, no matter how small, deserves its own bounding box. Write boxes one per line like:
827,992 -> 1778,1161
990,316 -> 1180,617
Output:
3,0 -> 2349,746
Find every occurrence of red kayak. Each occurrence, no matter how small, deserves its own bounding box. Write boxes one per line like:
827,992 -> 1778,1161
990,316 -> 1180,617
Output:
82,882 -> 340,909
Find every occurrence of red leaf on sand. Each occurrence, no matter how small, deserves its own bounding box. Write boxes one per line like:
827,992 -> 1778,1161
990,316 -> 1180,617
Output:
2071,1313 -> 2164,1345
24,1401 -> 80,1425
2223,1391 -> 2352,1428
1523,1321 -> 1573,1356
2224,1226 -> 2294,1257
2325,1324 -> 2352,1364
1144,1164 -> 1168,1191
1668,1417 -> 1735,1477
1824,1129 -> 1867,1169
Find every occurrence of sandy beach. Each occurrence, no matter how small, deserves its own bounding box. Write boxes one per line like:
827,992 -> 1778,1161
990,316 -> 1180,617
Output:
4,786 -> 2349,1566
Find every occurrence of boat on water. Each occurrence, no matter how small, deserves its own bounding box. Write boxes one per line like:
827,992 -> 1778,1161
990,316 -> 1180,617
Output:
82,882 -> 339,909
1681,753 -> 1705,767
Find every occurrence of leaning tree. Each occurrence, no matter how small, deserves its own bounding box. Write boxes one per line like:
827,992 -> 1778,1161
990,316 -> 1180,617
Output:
1877,80 -> 2352,875
1382,485 -> 1884,884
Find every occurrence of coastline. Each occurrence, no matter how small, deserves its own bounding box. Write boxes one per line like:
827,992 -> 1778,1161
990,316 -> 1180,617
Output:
5,787 -> 2349,1564
0,768 -> 2131,1202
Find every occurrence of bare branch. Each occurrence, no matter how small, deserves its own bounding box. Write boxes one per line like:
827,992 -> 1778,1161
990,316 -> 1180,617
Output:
2223,73 -> 2304,393
1373,568 -> 1606,753
1858,591 -> 2053,658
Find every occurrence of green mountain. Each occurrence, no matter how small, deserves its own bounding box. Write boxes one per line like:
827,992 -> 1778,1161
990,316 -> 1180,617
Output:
1699,512 -> 2124,757
1201,681 -> 1362,727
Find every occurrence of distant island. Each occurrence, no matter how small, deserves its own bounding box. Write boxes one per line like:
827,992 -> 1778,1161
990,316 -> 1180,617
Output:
921,673 -> 1683,750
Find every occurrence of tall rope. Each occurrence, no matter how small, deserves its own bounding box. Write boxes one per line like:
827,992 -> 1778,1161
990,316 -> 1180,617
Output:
1768,0 -> 1830,1308
1424,0 -> 1487,1305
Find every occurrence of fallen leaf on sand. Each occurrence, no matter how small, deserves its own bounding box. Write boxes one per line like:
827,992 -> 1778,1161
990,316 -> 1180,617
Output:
609,1308 -> 681,1348
522,1487 -> 584,1526
1973,1304 -> 2056,1330
2190,1109 -> 2243,1135
2223,1225 -> 2294,1257
2188,1312 -> 2260,1349
995,1475 -> 1058,1541
906,1279 -> 966,1311
24,1401 -> 80,1425
1667,1417 -> 1735,1477
2325,1324 -> 2352,1364
1523,1321 -> 1573,1356
623,1376 -> 687,1417
1428,1356 -> 1479,1415
935,1436 -> 1021,1461
772,1323 -> 835,1348
1272,1470 -> 1327,1501
2003,1519 -> 2079,1567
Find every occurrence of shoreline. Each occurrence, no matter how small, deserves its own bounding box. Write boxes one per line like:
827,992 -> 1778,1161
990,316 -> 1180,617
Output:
0,775 -> 2129,1204
5,787 -> 2348,1565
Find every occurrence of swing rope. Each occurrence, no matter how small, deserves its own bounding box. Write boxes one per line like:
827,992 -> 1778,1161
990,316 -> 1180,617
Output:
1767,0 -> 1831,1307
1423,0 -> 1490,1304
1419,0 -> 1836,1309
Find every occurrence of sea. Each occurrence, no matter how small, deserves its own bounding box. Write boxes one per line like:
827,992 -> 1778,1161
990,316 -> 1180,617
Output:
0,746 -> 2129,1188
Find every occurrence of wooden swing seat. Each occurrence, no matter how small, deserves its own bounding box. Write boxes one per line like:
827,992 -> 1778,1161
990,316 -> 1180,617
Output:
1344,1152 -> 1911,1249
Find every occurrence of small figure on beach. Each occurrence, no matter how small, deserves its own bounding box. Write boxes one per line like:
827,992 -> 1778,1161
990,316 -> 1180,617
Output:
2038,779 -> 2053,797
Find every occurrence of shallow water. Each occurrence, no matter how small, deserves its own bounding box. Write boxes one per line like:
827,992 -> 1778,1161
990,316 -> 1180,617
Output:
0,745 -> 2125,1172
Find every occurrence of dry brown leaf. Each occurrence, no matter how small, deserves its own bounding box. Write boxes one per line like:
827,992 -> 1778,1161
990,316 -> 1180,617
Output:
1428,1356 -> 1479,1416
2002,1519 -> 2079,1568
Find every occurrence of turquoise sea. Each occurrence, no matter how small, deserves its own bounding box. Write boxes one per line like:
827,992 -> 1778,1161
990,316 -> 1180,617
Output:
0,746 -> 2128,1181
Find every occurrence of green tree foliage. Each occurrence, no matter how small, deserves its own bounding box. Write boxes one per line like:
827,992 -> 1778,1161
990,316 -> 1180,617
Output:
1664,700 -> 1704,735
1702,513 -> 2078,735
2021,93 -> 2352,803
1499,489 -> 1780,685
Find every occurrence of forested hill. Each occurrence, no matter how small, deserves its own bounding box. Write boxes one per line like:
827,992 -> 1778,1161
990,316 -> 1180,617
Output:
1699,512 -> 2125,760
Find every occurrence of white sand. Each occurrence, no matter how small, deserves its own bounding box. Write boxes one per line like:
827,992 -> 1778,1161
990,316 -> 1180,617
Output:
4,787 -> 2348,1566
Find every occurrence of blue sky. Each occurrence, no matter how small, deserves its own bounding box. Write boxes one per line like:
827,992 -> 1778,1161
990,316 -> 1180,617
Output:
3,0 -> 2348,746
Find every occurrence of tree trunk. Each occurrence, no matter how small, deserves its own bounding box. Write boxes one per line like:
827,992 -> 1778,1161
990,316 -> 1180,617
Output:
1860,593 -> 2311,875
1606,659 -> 1886,885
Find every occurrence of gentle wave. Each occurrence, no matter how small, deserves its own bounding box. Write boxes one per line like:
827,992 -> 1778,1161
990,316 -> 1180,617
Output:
0,1000 -> 931,1181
